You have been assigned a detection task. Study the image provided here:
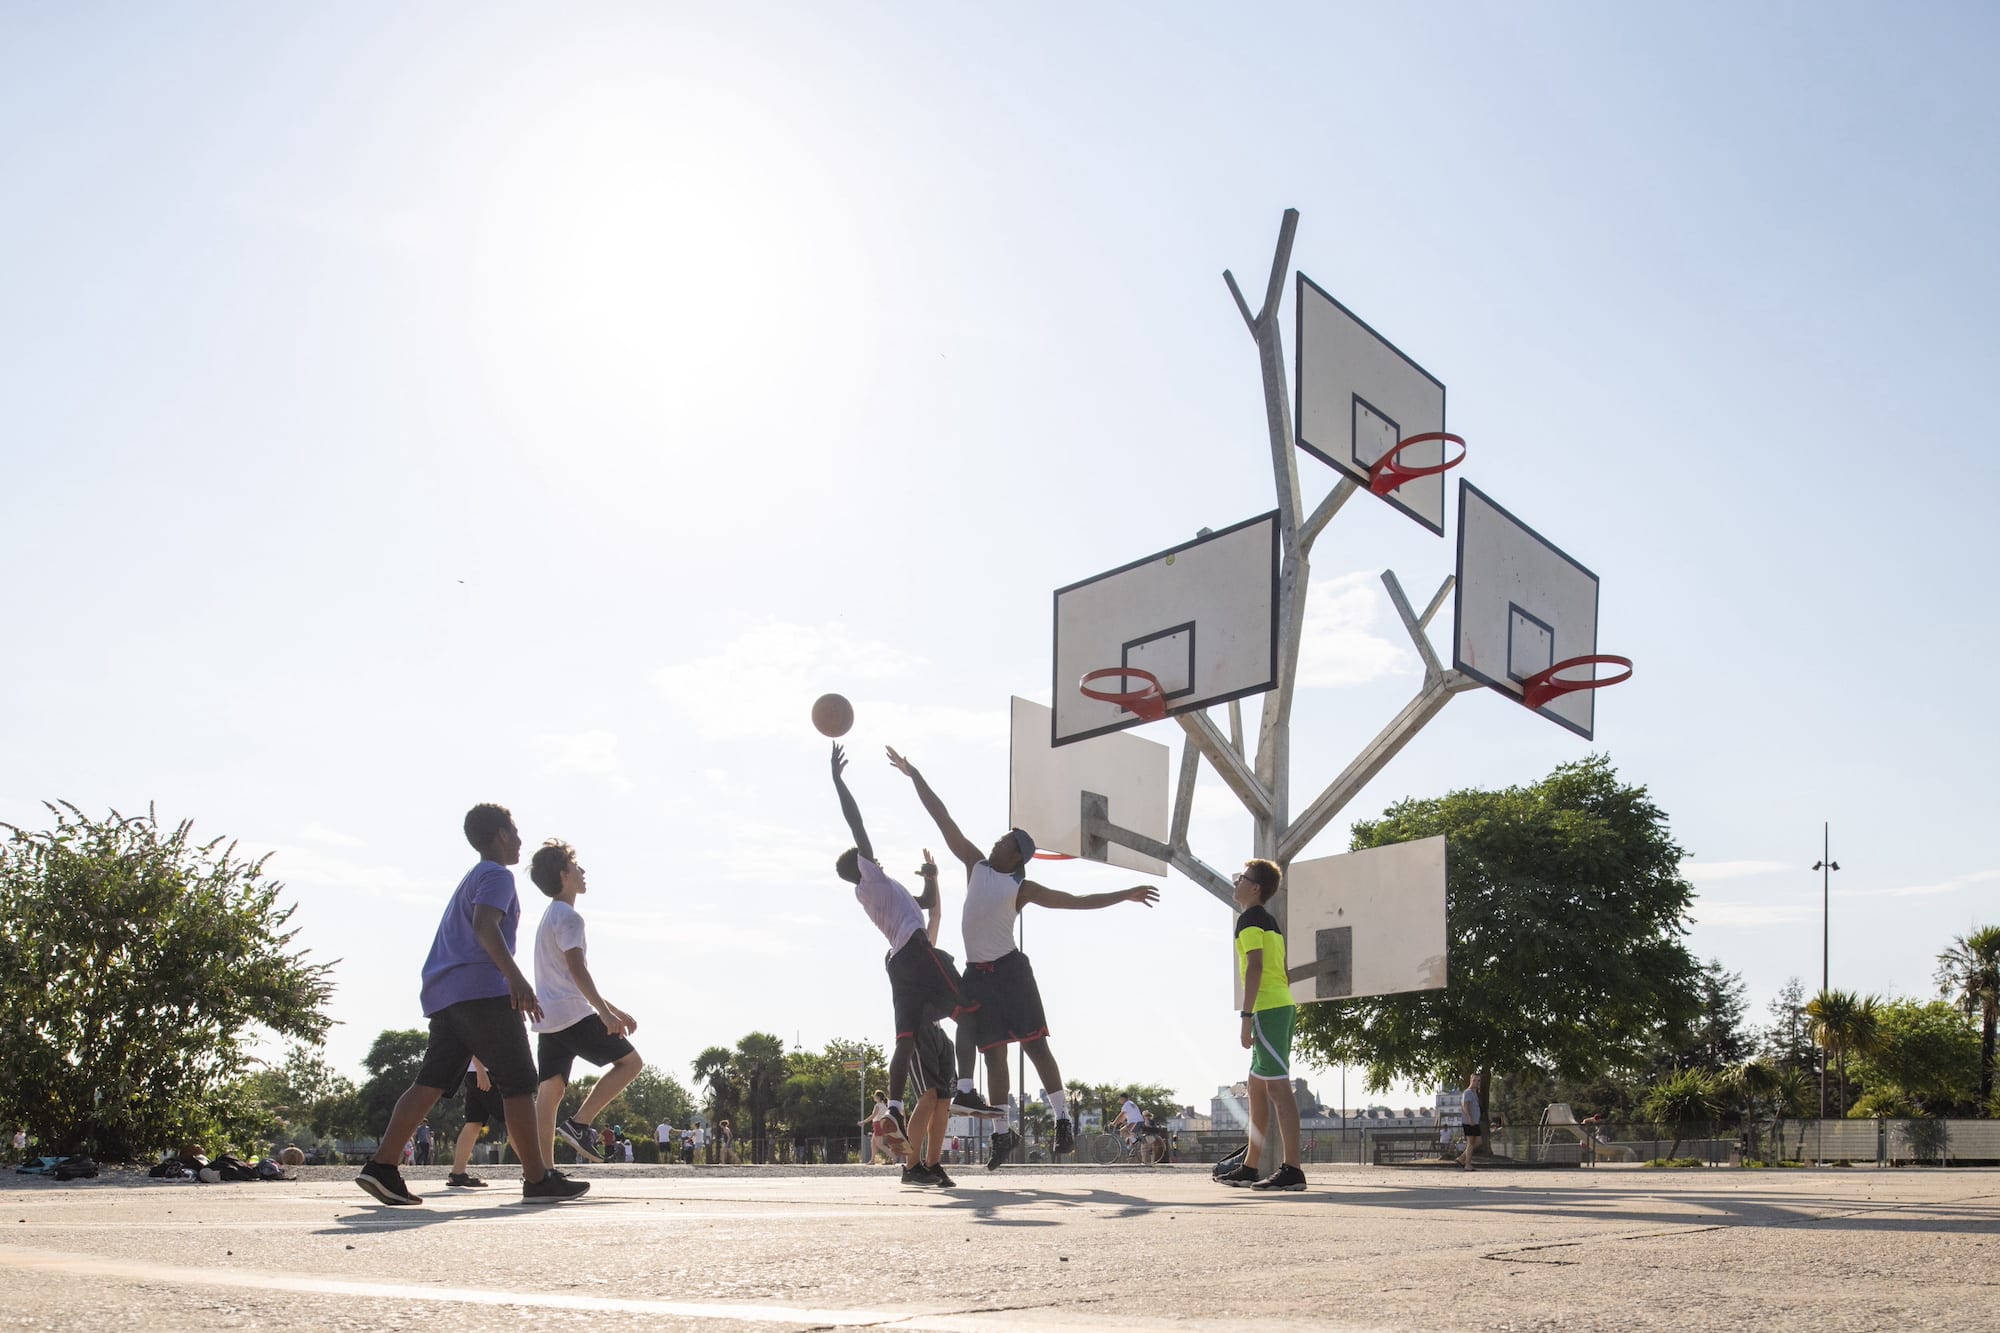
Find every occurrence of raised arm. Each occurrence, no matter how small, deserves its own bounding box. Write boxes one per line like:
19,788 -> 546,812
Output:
917,849 -> 942,944
885,747 -> 981,869
1019,880 -> 1159,911
830,743 -> 873,861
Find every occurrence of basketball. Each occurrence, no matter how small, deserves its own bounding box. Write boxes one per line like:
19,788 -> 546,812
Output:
812,693 -> 854,738
279,1146 -> 305,1167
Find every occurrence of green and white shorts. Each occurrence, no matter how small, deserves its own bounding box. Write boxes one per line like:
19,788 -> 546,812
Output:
1248,1005 -> 1296,1080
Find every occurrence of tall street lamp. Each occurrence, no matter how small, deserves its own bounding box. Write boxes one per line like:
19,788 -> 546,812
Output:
1812,822 -> 1839,1151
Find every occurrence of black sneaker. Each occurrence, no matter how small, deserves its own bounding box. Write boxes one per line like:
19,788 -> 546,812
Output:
446,1172 -> 488,1188
355,1161 -> 422,1206
1251,1163 -> 1307,1192
522,1168 -> 590,1203
1053,1117 -> 1074,1156
1215,1164 -> 1261,1187
929,1164 -> 957,1188
900,1163 -> 931,1188
986,1129 -> 1020,1172
888,1104 -> 909,1139
556,1117 -> 603,1163
1210,1144 -> 1247,1179
950,1089 -> 1006,1118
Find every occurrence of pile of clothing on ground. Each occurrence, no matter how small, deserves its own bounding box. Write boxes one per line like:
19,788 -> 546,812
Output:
147,1144 -> 294,1183
15,1154 -> 99,1180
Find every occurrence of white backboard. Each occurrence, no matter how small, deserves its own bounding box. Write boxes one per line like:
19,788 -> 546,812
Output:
1050,511 -> 1278,747
1009,697 -> 1169,876
1294,273 -> 1449,535
1453,481 -> 1603,740
1281,836 -> 1448,1003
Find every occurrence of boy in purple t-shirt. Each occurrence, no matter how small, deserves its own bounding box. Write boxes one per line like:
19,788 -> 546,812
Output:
354,804 -> 588,1206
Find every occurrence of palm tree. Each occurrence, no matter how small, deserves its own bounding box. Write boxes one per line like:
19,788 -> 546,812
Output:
691,1046 -> 739,1132
1805,989 -> 1882,1117
1772,1065 -> 1814,1161
1724,1058 -> 1781,1161
732,1032 -> 788,1163
1641,1068 -> 1721,1159
1936,924 -> 2000,1111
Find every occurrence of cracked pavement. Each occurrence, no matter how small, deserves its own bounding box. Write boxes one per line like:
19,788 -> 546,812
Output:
1,1163 -> 1995,1330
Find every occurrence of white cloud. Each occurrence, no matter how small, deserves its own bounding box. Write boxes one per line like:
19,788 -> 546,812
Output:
1680,859 -> 1790,884
1841,868 -> 2000,900
1296,572 -> 1415,689
299,823 -> 367,850
253,845 -> 436,907
538,729 -> 633,792
653,622 -> 1001,744
1691,900 -> 1815,927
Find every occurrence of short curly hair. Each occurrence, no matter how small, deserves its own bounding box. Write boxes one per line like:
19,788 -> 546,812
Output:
529,840 -> 576,898
463,803 -> 514,854
1241,858 -> 1281,902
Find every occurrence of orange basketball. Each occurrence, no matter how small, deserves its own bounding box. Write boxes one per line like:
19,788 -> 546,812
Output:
812,693 -> 854,737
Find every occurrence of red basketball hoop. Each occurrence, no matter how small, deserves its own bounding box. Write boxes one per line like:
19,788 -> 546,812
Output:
1520,655 -> 1633,709
1368,431 -> 1467,496
1078,667 -> 1167,722
1032,850 -> 1077,861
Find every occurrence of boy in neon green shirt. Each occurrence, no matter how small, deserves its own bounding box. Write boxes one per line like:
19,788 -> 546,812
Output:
1218,858 -> 1305,1191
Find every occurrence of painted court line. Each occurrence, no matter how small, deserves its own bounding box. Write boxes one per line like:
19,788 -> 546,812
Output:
0,1243 -> 988,1327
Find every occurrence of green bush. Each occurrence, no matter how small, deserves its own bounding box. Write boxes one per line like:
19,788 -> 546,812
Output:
1644,1157 -> 1705,1168
633,1138 -> 660,1164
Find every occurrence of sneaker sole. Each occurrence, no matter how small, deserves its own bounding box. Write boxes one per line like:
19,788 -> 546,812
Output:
1252,1183 -> 1308,1192
354,1174 -> 421,1206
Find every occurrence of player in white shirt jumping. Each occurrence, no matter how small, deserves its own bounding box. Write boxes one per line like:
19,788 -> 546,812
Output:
887,746 -> 1158,1170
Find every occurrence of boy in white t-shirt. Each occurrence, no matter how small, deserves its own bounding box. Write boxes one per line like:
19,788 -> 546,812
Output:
527,840 -> 643,1167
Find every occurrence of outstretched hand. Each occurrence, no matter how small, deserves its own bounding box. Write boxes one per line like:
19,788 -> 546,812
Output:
831,742 -> 847,780
1124,885 -> 1161,907
885,746 -> 917,778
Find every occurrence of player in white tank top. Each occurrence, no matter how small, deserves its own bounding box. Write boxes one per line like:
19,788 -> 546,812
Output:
887,745 -> 1159,1165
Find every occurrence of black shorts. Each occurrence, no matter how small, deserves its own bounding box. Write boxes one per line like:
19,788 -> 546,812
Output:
462,1079 -> 495,1126
961,950 -> 1049,1052
414,996 -> 539,1098
536,1014 -> 637,1085
909,1021 -> 955,1096
1464,1123 -> 1484,1138
885,933 -> 972,1041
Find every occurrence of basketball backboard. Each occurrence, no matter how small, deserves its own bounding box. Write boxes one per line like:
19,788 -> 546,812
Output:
1453,481 -> 1603,740
1294,273 -> 1449,535
1008,697 -> 1169,876
1281,836 -> 1447,1003
1050,511 -> 1279,747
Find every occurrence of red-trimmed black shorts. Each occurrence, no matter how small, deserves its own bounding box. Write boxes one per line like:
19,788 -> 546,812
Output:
885,933 -> 973,1041
961,950 -> 1049,1052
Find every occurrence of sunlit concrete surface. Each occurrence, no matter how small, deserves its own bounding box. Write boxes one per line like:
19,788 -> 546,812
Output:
2,1163 -> 1995,1330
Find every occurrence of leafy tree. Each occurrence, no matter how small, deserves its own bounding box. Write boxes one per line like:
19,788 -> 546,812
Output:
0,803 -> 334,1159
1805,990 -> 1881,1117
615,1067 -> 696,1131
1295,757 -> 1704,1103
1848,999 -> 1979,1116
355,1029 -> 428,1134
1760,977 -> 1817,1074
1935,925 -> 2000,1110
779,1039 -> 884,1152
1668,962 -> 1751,1073
1641,1068 -> 1721,1158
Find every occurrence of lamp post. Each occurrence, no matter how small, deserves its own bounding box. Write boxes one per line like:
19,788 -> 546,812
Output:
1812,823 -> 1839,1158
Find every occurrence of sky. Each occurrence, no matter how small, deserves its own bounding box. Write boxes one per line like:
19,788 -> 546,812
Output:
3,3 -> 1996,1116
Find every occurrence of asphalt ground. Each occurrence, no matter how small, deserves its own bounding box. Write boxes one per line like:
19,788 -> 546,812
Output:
2,1162 -> 1995,1331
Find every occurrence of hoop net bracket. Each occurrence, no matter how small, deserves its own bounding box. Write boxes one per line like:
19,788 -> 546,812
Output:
1520,655 -> 1633,709
1078,667 -> 1167,722
1368,431 -> 1467,496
